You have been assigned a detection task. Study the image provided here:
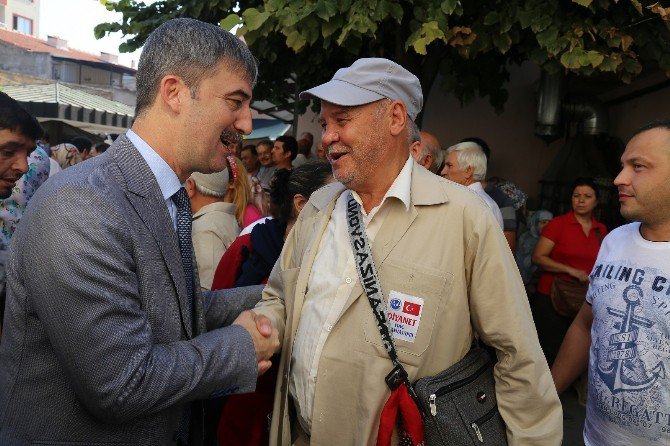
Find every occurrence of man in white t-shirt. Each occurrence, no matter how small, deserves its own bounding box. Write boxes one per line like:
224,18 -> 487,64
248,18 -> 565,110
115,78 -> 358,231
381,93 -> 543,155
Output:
552,120 -> 670,445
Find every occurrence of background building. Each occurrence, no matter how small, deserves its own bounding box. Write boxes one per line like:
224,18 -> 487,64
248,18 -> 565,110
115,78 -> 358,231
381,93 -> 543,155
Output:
0,0 -> 40,37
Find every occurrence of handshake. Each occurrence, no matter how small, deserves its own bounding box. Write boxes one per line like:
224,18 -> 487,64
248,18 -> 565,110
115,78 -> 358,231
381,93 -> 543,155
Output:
233,310 -> 280,375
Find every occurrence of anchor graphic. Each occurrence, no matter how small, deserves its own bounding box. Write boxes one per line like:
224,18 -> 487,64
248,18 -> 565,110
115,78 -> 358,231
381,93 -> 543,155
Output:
595,285 -> 666,393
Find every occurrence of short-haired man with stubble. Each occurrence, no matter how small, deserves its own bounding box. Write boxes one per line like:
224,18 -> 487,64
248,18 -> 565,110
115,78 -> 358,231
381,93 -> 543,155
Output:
552,120 -> 670,446
255,139 -> 275,189
0,93 -> 41,200
0,18 -> 278,445
240,144 -> 260,177
271,135 -> 298,170
255,57 -> 561,445
0,92 -> 43,332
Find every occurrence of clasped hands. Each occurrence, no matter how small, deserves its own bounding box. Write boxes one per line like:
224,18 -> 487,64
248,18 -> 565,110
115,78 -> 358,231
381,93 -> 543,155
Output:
233,310 -> 280,375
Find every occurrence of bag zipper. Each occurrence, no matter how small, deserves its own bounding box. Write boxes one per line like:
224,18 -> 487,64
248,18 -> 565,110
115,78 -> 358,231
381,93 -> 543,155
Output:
428,361 -> 490,415
470,406 -> 499,443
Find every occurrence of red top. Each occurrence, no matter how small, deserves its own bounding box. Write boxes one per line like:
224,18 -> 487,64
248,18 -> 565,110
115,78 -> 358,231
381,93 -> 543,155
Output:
536,211 -> 607,295
211,234 -> 252,291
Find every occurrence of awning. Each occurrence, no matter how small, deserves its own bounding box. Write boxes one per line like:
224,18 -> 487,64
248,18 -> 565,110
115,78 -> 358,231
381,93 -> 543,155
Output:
1,82 -> 134,133
246,118 -> 291,141
3,81 -> 292,140
38,120 -> 105,145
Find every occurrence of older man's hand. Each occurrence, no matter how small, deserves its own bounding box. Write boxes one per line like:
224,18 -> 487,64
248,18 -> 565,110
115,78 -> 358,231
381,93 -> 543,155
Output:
233,310 -> 280,375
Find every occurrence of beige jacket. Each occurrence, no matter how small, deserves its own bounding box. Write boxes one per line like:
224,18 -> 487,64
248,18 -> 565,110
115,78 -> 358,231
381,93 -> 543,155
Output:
192,201 -> 240,290
255,163 -> 562,445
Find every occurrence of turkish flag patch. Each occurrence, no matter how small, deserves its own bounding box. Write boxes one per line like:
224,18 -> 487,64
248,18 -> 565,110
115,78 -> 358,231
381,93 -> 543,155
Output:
402,301 -> 422,316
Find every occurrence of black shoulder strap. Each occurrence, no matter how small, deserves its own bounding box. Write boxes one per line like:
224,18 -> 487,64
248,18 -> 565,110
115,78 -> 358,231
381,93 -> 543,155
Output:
345,192 -> 416,395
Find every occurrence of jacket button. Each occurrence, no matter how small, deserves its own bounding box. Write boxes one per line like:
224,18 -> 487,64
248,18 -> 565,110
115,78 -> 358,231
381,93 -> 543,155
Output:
476,391 -> 487,403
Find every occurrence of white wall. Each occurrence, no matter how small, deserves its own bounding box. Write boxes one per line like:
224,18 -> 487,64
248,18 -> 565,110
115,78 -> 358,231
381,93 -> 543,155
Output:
3,0 -> 40,35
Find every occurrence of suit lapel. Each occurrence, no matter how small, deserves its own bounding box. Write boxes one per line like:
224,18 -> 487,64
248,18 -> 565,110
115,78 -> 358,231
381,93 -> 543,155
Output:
113,135 -> 194,338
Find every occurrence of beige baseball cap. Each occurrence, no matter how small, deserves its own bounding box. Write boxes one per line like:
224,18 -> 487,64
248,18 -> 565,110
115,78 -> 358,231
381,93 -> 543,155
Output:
299,58 -> 423,120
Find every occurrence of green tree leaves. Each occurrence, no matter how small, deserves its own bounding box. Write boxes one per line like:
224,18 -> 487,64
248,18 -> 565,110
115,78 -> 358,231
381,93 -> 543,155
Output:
95,0 -> 670,117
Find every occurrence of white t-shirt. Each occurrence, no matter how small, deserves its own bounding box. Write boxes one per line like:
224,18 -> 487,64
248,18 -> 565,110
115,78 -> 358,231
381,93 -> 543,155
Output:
584,222 -> 670,446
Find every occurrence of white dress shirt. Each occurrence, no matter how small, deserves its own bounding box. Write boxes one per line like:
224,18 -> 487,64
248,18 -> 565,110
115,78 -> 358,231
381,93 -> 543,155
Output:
126,129 -> 181,230
468,181 -> 504,229
290,157 -> 414,434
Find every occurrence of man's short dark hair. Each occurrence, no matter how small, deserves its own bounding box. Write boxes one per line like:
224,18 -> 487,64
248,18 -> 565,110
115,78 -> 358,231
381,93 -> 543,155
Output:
94,142 -> 110,154
276,135 -> 299,161
460,137 -> 490,160
135,18 -> 258,117
0,92 -> 43,141
70,136 -> 93,152
241,144 -> 257,156
631,119 -> 670,139
257,139 -> 273,150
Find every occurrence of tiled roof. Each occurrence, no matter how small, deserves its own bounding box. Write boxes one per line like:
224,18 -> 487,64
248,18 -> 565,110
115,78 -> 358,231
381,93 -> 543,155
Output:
0,28 -> 135,72
2,82 -> 134,117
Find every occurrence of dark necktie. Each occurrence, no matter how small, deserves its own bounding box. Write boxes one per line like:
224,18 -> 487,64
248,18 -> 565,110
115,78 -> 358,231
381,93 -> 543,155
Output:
171,187 -> 194,321
172,187 -> 193,445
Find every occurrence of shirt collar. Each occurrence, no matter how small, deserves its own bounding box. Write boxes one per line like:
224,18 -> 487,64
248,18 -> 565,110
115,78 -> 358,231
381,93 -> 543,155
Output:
351,156 -> 413,214
567,210 -> 601,230
467,181 -> 485,193
126,129 -> 182,201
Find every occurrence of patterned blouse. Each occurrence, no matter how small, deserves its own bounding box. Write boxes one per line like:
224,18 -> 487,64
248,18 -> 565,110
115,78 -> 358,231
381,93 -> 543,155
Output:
0,145 -> 52,250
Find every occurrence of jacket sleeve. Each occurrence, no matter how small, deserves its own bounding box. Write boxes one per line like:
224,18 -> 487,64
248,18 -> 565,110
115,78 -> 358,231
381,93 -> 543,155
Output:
463,207 -> 563,445
252,213 -> 308,348
23,183 -> 258,423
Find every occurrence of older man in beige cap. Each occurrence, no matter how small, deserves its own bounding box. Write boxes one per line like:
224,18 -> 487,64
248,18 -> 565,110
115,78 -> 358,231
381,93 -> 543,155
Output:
186,169 -> 240,290
254,57 -> 562,445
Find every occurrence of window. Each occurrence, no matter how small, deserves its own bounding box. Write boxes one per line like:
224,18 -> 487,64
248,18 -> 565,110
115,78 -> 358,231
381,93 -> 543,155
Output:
12,15 -> 32,35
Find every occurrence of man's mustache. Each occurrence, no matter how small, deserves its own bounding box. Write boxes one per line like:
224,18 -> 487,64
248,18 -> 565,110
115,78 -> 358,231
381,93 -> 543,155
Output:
220,130 -> 242,146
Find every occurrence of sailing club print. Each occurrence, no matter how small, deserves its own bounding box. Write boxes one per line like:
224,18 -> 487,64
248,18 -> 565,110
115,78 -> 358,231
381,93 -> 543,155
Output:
589,261 -> 670,439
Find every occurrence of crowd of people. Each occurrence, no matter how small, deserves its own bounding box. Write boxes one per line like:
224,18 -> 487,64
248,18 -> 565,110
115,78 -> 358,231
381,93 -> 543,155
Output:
0,16 -> 668,446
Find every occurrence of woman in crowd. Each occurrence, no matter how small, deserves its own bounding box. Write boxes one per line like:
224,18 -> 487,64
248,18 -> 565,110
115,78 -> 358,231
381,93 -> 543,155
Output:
515,209 -> 553,288
50,143 -> 82,170
531,177 -> 606,366
224,156 -> 263,228
212,160 -> 332,446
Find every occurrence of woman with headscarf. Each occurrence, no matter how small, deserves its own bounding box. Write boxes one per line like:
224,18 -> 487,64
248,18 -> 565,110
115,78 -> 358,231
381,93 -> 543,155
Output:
50,143 -> 82,170
515,210 -> 553,286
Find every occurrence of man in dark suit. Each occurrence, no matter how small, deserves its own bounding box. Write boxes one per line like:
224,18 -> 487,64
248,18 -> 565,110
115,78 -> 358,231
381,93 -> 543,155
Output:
0,18 -> 279,445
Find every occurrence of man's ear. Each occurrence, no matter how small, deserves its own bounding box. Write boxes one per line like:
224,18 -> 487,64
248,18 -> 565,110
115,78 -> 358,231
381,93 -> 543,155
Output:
159,75 -> 188,114
409,140 -> 421,159
293,193 -> 308,215
464,165 -> 474,180
389,100 -> 408,137
185,178 -> 196,198
422,153 -> 433,170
